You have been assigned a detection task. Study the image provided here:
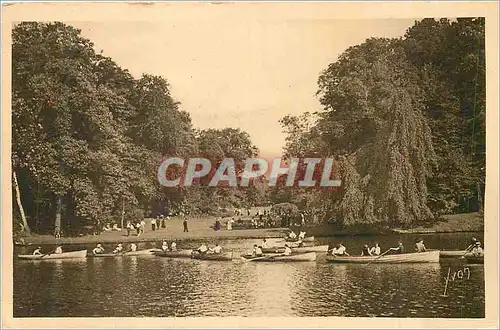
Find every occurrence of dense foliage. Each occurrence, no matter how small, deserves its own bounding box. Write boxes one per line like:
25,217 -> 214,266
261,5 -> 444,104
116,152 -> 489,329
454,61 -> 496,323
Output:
279,18 -> 485,226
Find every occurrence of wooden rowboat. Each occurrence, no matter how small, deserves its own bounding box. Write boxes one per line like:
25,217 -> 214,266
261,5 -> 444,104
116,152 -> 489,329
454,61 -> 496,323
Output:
262,245 -> 328,254
90,249 -> 162,258
247,252 -> 317,262
154,249 -> 193,258
440,250 -> 468,258
18,249 -> 87,260
465,254 -> 484,264
325,250 -> 440,264
124,248 -> 161,256
191,251 -> 233,261
285,236 -> 315,243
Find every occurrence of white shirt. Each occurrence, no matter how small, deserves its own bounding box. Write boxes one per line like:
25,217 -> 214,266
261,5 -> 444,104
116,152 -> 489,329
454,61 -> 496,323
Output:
130,244 -> 137,252
213,246 -> 222,253
254,247 -> 263,255
284,247 -> 292,256
289,232 -> 297,239
199,245 -> 208,252
171,242 -> 177,251
162,244 -> 168,251
262,241 -> 268,248
298,232 -> 306,239
55,247 -> 63,254
33,248 -> 42,255
370,246 -> 381,255
336,245 -> 346,254
151,218 -> 156,224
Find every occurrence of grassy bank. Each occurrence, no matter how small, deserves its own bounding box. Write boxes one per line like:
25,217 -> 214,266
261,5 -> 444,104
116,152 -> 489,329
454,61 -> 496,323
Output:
18,216 -> 289,246
17,212 -> 483,246
392,212 -> 484,234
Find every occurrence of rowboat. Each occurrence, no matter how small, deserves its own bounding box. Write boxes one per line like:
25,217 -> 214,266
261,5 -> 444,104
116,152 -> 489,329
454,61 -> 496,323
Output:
191,251 -> 233,261
246,252 -> 317,262
325,250 -> 440,264
261,245 -> 328,254
89,249 -> 162,258
123,248 -> 161,256
465,254 -> 484,264
154,249 -> 194,258
285,236 -> 315,243
18,249 -> 88,260
440,250 -> 468,258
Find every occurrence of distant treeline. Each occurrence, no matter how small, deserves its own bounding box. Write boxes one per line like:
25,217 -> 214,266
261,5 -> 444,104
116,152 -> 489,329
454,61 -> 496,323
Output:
12,18 -> 485,236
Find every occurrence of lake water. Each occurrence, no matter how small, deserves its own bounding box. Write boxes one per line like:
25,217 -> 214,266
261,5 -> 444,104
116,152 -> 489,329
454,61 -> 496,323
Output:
13,232 -> 484,318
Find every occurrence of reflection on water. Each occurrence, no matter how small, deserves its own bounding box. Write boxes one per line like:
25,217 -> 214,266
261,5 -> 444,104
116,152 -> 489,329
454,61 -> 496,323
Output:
13,233 -> 485,318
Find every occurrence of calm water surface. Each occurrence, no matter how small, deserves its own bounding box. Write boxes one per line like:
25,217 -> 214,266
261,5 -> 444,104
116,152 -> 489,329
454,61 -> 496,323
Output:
13,232 -> 484,318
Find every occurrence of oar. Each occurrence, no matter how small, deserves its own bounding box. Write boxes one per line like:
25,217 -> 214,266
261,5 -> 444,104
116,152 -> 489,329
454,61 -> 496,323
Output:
365,248 -> 392,266
41,249 -> 56,258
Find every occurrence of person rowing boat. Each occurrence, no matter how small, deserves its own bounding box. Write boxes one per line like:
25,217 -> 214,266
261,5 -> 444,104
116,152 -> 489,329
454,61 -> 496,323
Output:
113,243 -> 123,254
197,243 -> 209,254
465,237 -> 480,252
161,241 -> 169,252
331,243 -> 349,256
212,244 -> 222,254
288,231 -> 297,239
414,239 -> 427,252
471,241 -> 484,257
92,244 -> 105,255
170,241 -> 177,252
261,239 -> 268,249
283,244 -> 292,256
298,231 -> 306,240
129,243 -> 137,252
369,243 -> 381,256
361,244 -> 372,256
251,244 -> 263,257
33,246 -> 43,255
54,245 -> 63,254
390,241 -> 404,254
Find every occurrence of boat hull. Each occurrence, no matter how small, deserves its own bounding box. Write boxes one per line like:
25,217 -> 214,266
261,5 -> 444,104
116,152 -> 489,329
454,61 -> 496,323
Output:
124,249 -> 161,256
154,249 -> 194,258
18,250 -> 88,260
261,245 -> 328,254
465,255 -> 484,264
251,252 -> 317,262
440,250 -> 468,258
326,250 -> 440,264
285,236 -> 314,243
192,252 -> 233,261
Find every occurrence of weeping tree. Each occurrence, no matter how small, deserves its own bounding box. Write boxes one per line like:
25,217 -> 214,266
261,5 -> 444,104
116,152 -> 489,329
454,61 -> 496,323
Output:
316,38 -> 436,226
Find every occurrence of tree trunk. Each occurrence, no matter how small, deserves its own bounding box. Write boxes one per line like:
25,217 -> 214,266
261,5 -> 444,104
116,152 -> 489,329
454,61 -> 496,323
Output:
55,194 -> 62,234
12,170 -> 31,234
121,197 -> 125,229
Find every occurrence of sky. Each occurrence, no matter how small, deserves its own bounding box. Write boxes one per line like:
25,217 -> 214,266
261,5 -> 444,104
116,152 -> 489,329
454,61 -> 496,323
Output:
72,18 -> 416,158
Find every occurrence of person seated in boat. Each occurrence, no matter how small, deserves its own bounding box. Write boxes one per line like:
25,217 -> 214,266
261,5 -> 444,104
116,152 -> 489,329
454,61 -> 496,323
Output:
369,243 -> 381,256
112,223 -> 121,231
55,245 -> 63,254
113,243 -> 124,254
212,244 -> 222,254
414,239 -> 427,252
103,223 -> 112,231
361,244 -> 372,256
33,246 -> 43,255
92,244 -> 105,255
390,241 -> 404,254
298,231 -> 306,240
283,244 -> 292,256
334,243 -> 349,256
288,231 -> 297,239
170,241 -> 177,252
296,239 -> 304,247
471,241 -> 484,257
261,239 -> 268,248
197,243 -> 209,254
130,243 -> 137,252
465,237 -> 479,252
161,241 -> 169,252
251,244 -> 263,257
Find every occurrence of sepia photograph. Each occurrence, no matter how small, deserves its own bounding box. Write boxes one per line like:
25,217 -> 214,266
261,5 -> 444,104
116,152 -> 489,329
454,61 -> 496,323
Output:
2,2 -> 499,328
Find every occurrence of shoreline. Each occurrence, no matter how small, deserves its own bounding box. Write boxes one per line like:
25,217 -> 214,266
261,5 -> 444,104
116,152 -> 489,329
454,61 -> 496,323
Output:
15,212 -> 483,246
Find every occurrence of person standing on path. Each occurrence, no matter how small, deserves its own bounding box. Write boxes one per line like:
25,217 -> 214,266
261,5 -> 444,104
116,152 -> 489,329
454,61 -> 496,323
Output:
151,217 -> 157,231
183,218 -> 189,232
